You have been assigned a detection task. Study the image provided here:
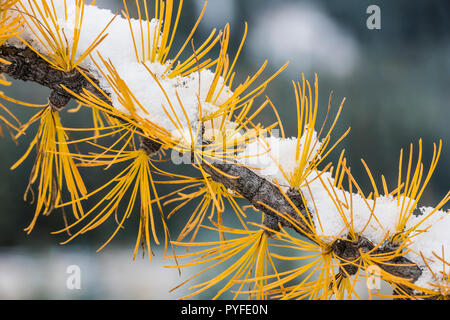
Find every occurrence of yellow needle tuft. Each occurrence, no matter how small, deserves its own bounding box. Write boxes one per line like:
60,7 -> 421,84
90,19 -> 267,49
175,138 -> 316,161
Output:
166,224 -> 280,300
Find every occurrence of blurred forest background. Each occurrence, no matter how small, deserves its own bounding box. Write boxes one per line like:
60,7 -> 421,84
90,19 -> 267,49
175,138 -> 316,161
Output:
0,0 -> 448,299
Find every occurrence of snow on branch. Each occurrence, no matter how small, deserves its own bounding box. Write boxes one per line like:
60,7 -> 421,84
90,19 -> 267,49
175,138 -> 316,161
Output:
0,0 -> 448,299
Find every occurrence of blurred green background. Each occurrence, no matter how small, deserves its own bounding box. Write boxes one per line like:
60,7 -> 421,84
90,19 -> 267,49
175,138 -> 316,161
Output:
0,0 -> 448,299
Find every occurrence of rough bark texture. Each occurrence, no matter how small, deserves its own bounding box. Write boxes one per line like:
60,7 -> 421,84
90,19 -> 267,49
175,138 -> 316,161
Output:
0,44 -> 425,293
0,45 -> 104,108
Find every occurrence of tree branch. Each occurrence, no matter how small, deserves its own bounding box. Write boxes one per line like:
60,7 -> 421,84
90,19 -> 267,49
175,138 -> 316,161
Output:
0,43 -> 424,294
0,45 -> 103,109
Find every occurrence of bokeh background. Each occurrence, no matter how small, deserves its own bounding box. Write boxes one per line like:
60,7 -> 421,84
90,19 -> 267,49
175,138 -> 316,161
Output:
0,0 -> 448,299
